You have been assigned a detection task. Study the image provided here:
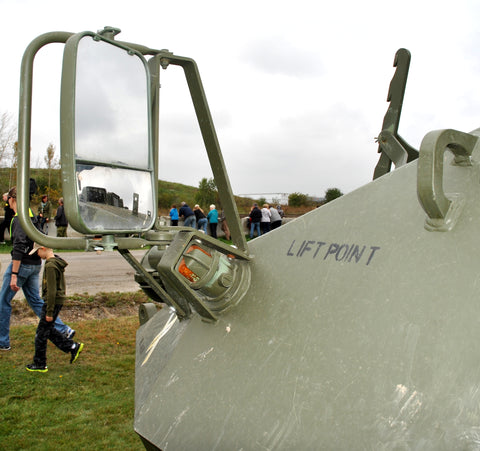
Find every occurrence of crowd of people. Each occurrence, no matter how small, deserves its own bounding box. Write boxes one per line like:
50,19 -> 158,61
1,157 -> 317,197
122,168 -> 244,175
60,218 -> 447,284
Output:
169,202 -> 230,240
248,203 -> 284,239
168,201 -> 284,240
0,193 -> 69,243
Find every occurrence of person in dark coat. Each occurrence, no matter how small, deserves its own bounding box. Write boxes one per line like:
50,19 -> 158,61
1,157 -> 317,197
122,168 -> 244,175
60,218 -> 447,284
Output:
179,202 -> 196,228
249,203 -> 262,239
54,197 -> 68,237
0,192 -> 14,243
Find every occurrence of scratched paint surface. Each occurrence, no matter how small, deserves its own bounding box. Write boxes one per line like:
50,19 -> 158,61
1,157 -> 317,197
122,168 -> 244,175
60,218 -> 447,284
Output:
135,145 -> 480,449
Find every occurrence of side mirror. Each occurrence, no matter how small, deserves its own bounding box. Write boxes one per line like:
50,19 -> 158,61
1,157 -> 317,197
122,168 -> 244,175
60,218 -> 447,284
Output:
61,32 -> 156,234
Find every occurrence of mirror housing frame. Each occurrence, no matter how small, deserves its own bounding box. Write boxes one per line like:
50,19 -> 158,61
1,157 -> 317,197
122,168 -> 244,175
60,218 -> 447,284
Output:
61,31 -> 156,234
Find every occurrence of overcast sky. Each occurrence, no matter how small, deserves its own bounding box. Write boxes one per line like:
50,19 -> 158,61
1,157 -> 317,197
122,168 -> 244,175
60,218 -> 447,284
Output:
1,0 -> 479,200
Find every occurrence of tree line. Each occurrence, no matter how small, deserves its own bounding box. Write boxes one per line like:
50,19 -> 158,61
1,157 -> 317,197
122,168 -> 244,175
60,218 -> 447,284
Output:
288,188 -> 343,207
160,177 -> 344,214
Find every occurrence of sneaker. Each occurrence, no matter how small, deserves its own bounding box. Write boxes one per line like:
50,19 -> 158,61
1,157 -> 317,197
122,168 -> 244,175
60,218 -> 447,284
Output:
65,328 -> 75,340
70,342 -> 84,364
0,345 -> 11,351
26,363 -> 48,373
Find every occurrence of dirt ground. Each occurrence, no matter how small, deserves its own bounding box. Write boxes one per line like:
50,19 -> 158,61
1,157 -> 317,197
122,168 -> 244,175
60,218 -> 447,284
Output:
10,292 -> 152,327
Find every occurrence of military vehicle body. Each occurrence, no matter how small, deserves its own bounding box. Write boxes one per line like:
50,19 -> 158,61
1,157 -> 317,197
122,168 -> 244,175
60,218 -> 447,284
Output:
16,29 -> 480,449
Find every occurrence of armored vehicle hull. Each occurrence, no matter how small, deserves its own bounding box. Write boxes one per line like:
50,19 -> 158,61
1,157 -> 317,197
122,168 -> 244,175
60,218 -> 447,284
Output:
135,134 -> 480,449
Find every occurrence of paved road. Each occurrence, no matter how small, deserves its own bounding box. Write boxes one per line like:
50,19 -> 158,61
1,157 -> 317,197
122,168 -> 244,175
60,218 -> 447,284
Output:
0,249 -> 147,298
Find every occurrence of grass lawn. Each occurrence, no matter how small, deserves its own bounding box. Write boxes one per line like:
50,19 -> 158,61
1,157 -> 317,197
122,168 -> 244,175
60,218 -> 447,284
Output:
0,316 -> 145,450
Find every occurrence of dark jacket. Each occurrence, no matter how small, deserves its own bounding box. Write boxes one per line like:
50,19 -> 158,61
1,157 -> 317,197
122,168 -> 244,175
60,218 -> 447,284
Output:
10,215 -> 41,265
54,205 -> 68,227
179,204 -> 194,218
3,202 -> 14,223
194,209 -> 206,221
38,200 -> 52,218
249,207 -> 262,223
42,255 -> 68,316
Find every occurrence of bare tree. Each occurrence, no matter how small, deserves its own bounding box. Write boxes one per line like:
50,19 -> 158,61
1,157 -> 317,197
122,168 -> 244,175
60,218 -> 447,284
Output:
8,141 -> 19,188
0,112 -> 17,167
44,142 -> 58,191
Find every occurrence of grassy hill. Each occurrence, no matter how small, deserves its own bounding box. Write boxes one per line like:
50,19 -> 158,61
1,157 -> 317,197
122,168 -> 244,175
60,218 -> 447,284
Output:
0,168 -> 313,217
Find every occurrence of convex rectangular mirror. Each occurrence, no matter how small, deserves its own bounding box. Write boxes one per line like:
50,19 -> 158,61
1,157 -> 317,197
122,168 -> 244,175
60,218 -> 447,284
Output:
61,32 -> 155,234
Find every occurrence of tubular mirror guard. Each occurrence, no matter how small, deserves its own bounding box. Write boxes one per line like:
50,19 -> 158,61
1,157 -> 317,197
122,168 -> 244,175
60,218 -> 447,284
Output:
17,31 -> 88,249
417,129 -> 478,231
115,41 -> 248,254
158,54 -> 248,254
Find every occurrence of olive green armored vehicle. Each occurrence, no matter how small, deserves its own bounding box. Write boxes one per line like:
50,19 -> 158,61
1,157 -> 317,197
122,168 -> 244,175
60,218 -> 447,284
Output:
16,28 -> 480,450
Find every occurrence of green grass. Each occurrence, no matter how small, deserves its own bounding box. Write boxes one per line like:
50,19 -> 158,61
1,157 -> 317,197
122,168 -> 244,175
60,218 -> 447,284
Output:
0,316 -> 145,450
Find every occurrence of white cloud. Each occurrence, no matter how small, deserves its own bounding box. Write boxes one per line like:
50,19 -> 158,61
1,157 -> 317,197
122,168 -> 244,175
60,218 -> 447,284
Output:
1,0 -> 480,199
242,37 -> 325,78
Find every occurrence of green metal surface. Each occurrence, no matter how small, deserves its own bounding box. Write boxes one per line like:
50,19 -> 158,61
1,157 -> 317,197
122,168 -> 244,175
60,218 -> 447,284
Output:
135,136 -> 480,448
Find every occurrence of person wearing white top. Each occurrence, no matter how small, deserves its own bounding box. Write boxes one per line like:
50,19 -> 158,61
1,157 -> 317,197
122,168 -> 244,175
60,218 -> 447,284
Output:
261,204 -> 271,234
270,205 -> 282,229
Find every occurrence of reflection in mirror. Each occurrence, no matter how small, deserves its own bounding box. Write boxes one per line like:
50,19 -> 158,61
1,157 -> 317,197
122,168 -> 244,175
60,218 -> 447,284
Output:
76,164 -> 153,231
65,33 -> 156,233
75,36 -> 150,169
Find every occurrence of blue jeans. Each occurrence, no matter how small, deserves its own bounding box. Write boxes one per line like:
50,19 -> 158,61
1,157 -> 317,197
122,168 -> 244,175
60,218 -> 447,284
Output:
250,222 -> 261,238
0,262 -> 68,348
197,218 -> 208,233
184,215 -> 196,229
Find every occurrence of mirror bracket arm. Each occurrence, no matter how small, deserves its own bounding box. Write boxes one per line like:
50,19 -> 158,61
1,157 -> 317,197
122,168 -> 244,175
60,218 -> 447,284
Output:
152,53 -> 249,254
